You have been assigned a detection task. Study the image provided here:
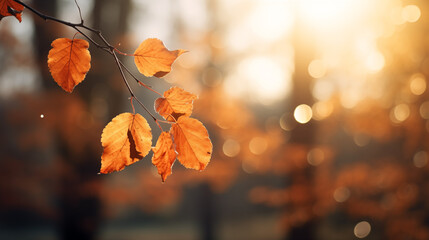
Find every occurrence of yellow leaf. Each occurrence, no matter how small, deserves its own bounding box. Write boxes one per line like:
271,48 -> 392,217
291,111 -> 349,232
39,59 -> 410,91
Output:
155,86 -> 197,121
152,132 -> 177,182
171,117 -> 212,170
134,38 -> 186,78
100,113 -> 152,174
47,38 -> 91,93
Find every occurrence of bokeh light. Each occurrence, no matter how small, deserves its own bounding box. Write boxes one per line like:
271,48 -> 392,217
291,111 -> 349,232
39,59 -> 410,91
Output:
420,102 -> 429,119
307,148 -> 325,166
413,151 -> 428,168
223,139 -> 241,157
312,101 -> 334,120
402,5 -> 421,23
354,221 -> 371,238
308,59 -> 327,79
409,73 -> 426,96
294,104 -> 313,124
333,187 -> 351,203
249,137 -> 268,155
391,104 -> 410,123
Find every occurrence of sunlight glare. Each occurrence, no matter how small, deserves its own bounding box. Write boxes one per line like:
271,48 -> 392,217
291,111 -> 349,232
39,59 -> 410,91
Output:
365,52 -> 385,73
224,57 -> 291,105
298,0 -> 361,31
247,1 -> 293,42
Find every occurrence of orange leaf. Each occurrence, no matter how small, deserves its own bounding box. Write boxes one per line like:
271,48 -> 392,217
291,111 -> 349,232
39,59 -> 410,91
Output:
100,113 -> 152,174
171,117 -> 212,171
0,0 -> 24,22
155,86 -> 197,121
134,38 -> 186,78
47,38 -> 91,93
152,132 -> 177,182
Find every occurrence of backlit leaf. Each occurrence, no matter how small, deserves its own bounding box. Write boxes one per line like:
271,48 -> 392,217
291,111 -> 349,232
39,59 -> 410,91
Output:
152,132 -> 177,182
155,86 -> 197,121
171,117 -> 212,171
0,0 -> 24,22
100,113 -> 152,174
47,38 -> 91,93
134,38 -> 186,78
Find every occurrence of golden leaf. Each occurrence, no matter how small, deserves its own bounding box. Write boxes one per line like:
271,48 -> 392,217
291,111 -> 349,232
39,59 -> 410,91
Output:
155,86 -> 197,121
134,38 -> 185,78
100,113 -> 152,174
152,132 -> 177,182
171,117 -> 212,171
47,38 -> 91,93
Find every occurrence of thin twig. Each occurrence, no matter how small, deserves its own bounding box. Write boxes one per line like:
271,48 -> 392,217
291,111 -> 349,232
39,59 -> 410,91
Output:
14,0 -> 162,123
118,61 -> 163,96
74,0 -> 83,24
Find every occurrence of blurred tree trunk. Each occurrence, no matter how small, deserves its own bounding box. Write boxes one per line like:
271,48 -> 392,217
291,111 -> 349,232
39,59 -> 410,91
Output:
30,1 -> 131,239
286,14 -> 317,240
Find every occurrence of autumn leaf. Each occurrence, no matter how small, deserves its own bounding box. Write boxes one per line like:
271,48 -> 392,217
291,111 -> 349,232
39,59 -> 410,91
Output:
0,0 -> 24,22
155,86 -> 197,121
171,117 -> 212,171
134,38 -> 186,78
152,132 -> 177,182
47,38 -> 91,93
100,113 -> 152,174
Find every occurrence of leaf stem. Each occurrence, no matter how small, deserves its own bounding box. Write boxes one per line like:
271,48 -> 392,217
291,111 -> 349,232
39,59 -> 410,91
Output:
118,61 -> 163,97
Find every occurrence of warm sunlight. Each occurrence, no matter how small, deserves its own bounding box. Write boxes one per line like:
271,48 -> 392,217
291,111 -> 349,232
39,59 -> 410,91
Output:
224,56 -> 292,105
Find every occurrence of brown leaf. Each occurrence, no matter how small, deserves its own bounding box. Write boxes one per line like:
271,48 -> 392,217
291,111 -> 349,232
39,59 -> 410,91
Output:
100,113 -> 152,174
155,87 -> 197,121
0,0 -> 24,22
47,38 -> 91,93
171,117 -> 212,170
134,38 -> 186,77
152,132 -> 177,182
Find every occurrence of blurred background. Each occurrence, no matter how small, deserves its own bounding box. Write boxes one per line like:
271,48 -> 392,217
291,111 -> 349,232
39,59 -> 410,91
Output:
1,0 -> 429,239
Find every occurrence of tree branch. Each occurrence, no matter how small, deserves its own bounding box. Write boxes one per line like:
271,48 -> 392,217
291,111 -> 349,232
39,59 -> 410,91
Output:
13,0 -> 162,122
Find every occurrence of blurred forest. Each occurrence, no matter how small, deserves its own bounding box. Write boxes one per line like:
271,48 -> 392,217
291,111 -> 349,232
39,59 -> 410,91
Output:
1,0 -> 429,239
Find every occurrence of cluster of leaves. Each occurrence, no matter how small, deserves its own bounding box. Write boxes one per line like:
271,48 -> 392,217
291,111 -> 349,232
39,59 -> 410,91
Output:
1,0 -> 212,181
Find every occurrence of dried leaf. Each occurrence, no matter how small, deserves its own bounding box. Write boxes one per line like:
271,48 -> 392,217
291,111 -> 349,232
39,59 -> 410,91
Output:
155,86 -> 197,121
152,132 -> 177,182
0,0 -> 24,22
100,113 -> 152,174
134,38 -> 186,78
171,117 -> 212,170
47,38 -> 91,93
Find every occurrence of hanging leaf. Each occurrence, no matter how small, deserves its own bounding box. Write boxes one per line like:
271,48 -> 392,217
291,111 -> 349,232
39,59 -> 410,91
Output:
134,38 -> 186,78
152,132 -> 177,182
155,86 -> 197,121
0,0 -> 24,22
171,117 -> 212,171
100,113 -> 152,174
47,38 -> 91,93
